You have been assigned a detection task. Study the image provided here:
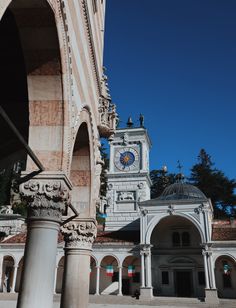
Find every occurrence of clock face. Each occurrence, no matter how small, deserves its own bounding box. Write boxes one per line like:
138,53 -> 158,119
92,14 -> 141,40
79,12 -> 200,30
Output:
114,147 -> 139,171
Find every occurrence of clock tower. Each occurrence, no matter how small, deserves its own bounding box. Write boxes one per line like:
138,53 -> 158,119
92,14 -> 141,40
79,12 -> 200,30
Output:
104,119 -> 152,231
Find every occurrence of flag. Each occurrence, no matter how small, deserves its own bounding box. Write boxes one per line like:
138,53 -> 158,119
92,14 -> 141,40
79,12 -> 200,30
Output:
128,265 -> 135,277
223,264 -> 231,275
106,265 -> 114,277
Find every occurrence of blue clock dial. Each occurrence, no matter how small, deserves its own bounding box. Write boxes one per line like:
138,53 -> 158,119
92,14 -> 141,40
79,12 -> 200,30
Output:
120,151 -> 135,167
114,147 -> 139,171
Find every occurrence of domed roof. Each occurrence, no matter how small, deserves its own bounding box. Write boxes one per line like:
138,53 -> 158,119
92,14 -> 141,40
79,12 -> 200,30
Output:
157,182 -> 207,201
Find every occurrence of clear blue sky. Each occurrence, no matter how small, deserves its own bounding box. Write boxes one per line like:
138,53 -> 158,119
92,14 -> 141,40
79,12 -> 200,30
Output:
104,0 -> 236,179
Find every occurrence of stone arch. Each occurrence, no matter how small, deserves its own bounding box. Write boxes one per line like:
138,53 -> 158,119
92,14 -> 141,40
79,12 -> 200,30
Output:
122,255 -> 141,296
69,107 -> 99,218
213,253 -> 236,264
0,0 -> 72,172
99,255 -> 119,295
1,255 -> 15,292
145,212 -> 205,244
148,215 -> 204,298
214,254 -> 236,299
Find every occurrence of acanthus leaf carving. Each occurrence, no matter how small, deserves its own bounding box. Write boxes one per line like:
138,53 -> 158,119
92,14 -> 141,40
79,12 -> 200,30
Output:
61,219 -> 97,250
20,178 -> 71,222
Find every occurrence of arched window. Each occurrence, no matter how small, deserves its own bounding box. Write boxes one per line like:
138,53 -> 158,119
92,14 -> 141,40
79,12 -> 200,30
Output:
182,232 -> 190,246
172,232 -> 180,247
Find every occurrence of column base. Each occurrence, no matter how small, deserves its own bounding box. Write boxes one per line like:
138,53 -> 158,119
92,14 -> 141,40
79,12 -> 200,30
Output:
139,287 -> 153,300
117,293 -> 123,296
205,289 -> 219,305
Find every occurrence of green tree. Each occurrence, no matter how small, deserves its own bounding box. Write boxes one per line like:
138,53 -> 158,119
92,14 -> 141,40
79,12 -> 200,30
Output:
189,149 -> 236,218
0,167 -> 12,206
150,167 -> 176,199
99,142 -> 109,197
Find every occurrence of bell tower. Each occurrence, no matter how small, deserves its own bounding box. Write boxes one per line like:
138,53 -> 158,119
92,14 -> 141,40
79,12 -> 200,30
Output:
105,117 -> 152,231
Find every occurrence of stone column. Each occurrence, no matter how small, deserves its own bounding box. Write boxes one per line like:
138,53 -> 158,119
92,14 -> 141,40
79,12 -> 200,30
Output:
10,265 -> 18,293
54,266 -> 58,294
139,245 -> 153,299
17,173 -> 71,308
117,266 -> 123,296
202,250 -> 210,289
0,255 -> 3,292
140,253 -> 145,288
202,247 -> 219,305
60,219 -> 97,308
95,266 -> 100,295
208,252 -> 216,289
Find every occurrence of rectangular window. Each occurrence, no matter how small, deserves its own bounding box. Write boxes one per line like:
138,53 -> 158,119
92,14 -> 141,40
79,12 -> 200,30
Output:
162,271 -> 169,285
198,271 -> 205,285
223,274 -> 232,288
133,272 -> 140,283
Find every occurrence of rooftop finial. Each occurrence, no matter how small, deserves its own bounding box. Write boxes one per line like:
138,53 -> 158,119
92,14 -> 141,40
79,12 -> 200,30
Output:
176,160 -> 185,183
127,116 -> 133,128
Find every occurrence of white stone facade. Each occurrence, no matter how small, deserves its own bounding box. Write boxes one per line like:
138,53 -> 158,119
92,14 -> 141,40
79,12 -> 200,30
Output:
105,127 -> 152,231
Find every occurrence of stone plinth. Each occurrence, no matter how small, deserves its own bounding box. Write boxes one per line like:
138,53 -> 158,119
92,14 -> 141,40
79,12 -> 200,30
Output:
139,287 -> 153,300
205,289 -> 219,305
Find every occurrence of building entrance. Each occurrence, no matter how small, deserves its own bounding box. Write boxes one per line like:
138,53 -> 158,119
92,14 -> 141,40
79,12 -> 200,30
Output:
175,270 -> 192,297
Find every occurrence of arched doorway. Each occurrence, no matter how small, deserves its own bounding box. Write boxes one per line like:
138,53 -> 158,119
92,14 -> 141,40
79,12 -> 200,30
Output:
122,256 -> 141,296
56,257 -> 64,294
1,256 -> 15,292
150,215 -> 204,298
215,255 -> 236,298
15,257 -> 24,293
100,255 -> 119,295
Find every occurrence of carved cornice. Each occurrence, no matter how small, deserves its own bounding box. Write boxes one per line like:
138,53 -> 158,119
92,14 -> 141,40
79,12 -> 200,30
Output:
61,219 -> 97,250
81,0 -> 101,95
20,173 -> 71,222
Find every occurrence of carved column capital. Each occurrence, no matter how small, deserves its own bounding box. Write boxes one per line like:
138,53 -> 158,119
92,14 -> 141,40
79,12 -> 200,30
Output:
61,218 -> 97,250
140,244 -> 152,256
20,172 -> 72,222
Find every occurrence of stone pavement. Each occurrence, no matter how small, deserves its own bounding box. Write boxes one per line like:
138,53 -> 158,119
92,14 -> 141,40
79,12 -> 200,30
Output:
0,294 -> 236,308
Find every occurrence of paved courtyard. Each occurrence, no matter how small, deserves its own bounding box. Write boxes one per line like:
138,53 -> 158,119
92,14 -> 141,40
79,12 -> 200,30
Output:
0,294 -> 236,308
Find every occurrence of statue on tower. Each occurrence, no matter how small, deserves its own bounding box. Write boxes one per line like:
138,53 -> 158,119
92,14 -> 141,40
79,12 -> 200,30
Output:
139,114 -> 144,127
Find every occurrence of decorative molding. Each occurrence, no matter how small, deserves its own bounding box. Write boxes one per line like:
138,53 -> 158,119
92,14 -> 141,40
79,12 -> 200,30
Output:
81,0 -> 101,96
61,219 -> 97,250
98,96 -> 117,137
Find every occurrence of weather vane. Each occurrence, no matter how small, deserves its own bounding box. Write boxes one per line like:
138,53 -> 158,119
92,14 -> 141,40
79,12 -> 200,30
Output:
176,160 -> 184,183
